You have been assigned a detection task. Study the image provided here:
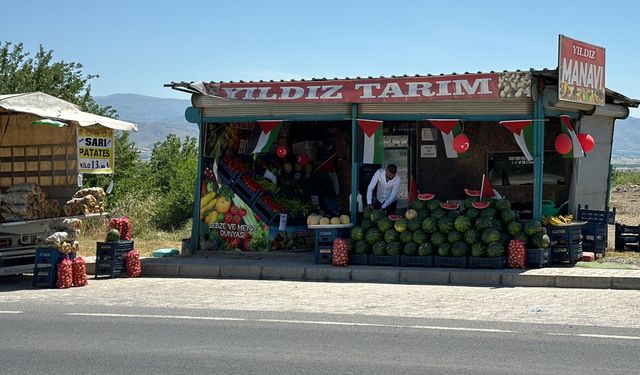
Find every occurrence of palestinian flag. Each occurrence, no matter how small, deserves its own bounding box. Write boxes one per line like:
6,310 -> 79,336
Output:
251,120 -> 283,154
560,115 -> 585,158
428,119 -> 463,158
357,119 -> 384,164
499,120 -> 535,161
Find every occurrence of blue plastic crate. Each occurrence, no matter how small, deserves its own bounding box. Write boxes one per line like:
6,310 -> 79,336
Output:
615,223 -> 640,251
368,254 -> 400,267
526,248 -> 550,268
33,249 -> 76,288
400,255 -> 433,267
546,224 -> 582,243
577,205 -> 616,225
551,241 -> 583,264
314,227 -> 351,244
582,222 -> 607,242
314,246 -> 332,264
468,256 -> 505,269
435,256 -> 468,269
95,241 -> 134,278
348,253 -> 369,266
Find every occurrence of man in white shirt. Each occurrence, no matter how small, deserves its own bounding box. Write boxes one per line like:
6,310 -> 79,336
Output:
365,164 -> 401,215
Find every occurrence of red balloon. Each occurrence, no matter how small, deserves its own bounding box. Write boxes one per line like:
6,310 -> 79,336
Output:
276,145 -> 288,158
452,134 -> 470,153
297,152 -> 309,167
577,133 -> 595,153
555,133 -> 573,155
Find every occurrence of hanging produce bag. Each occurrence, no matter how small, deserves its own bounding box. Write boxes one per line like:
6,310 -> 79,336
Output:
507,240 -> 526,269
57,257 -> 73,289
72,256 -> 88,287
125,250 -> 142,277
331,238 -> 349,267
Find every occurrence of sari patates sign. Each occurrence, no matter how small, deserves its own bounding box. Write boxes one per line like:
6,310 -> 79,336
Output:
77,127 -> 114,174
209,73 -> 500,103
558,35 -> 606,106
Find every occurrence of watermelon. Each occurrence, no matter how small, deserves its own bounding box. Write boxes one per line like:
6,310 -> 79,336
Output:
394,218 -> 409,233
493,199 -> 511,211
422,217 -> 438,233
354,240 -> 370,254
412,229 -> 429,245
377,217 -> 394,232
454,215 -> 472,233
531,233 -> 551,248
370,209 -> 386,223
418,209 -> 430,220
447,210 -> 461,219
361,220 -> 375,230
507,221 -> 522,235
448,230 -> 464,244
407,218 -> 422,232
400,230 -> 413,244
471,242 -> 487,257
475,217 -> 493,231
464,228 -> 479,245
480,207 -> 497,219
524,220 -> 544,236
365,228 -> 384,245
464,196 -> 479,209
403,242 -> 418,256
492,219 -> 504,232
384,230 -> 400,243
418,193 -> 435,201
388,214 -> 402,221
500,232 -> 511,245
418,242 -> 435,256
410,200 -> 426,211
481,228 -> 501,244
427,199 -> 441,211
107,229 -> 120,242
451,241 -> 469,257
431,208 -> 446,220
405,209 -> 418,221
430,232 -> 446,246
372,241 -> 388,255
351,227 -> 365,241
438,243 -> 452,257
387,241 -> 403,255
471,201 -> 491,210
464,189 -> 481,197
440,202 -> 460,211
363,210 -> 372,220
486,241 -> 505,257
438,217 -> 455,233
512,231 -> 530,245
465,207 -> 480,221
500,209 -> 517,224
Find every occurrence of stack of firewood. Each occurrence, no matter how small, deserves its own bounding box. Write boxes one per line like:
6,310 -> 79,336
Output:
0,183 -> 61,222
64,187 -> 105,216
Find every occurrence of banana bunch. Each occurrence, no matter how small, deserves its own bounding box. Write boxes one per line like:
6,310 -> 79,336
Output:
542,214 -> 574,226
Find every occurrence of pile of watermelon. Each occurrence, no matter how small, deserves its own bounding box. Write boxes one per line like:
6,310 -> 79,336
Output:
351,193 -> 550,263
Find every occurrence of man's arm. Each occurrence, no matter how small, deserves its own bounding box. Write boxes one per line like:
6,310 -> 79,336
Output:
366,169 -> 380,205
381,178 -> 401,209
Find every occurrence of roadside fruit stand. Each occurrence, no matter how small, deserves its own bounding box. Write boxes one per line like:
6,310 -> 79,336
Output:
167,35 -> 638,265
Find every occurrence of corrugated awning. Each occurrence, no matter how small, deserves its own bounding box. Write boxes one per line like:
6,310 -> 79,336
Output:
0,92 -> 138,131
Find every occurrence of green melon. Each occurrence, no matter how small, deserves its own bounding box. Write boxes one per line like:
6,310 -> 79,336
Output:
492,219 -> 504,232
500,209 -> 517,224
377,217 -> 393,232
418,209 -> 430,220
475,217 -> 493,231
407,218 -> 422,232
354,240 -> 370,254
361,220 -> 375,230
370,209 -> 386,223
403,242 -> 418,256
480,207 -> 497,219
470,242 -> 487,257
465,207 -> 480,221
394,217 -> 409,233
412,229 -> 429,245
107,229 -> 120,242
512,231 -> 530,245
531,233 -> 551,249
372,241 -> 388,255
448,230 -> 464,244
430,232 -> 446,246
493,199 -> 511,211
486,241 -> 505,257
430,208 -> 446,220
464,228 -> 480,245
451,241 -> 469,257
447,210 -> 461,219
437,242 -> 452,257
418,242 -> 435,256
387,241 -> 403,255
463,196 -> 479,209
411,199 -> 426,211
421,217 -> 438,233
500,232 -> 511,245
481,228 -> 501,244
384,230 -> 400,243
400,230 -> 413,244
507,221 -> 522,235
351,227 -> 365,241
524,219 -> 544,236
438,217 -> 455,233
454,215 -> 472,233
427,199 -> 442,211
365,228 -> 384,245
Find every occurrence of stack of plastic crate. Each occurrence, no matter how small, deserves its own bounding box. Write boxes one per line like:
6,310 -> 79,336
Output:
94,241 -> 134,278
578,205 -> 615,255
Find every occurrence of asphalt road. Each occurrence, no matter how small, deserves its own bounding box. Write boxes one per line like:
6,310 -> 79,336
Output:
2,276 -> 640,374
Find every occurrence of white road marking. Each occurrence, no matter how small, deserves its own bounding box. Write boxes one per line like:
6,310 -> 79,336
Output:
65,312 -> 640,341
0,310 -> 23,314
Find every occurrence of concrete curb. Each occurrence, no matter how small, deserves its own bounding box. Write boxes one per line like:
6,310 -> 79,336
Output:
82,258 -> 640,290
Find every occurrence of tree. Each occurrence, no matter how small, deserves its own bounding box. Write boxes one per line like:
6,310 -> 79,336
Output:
0,41 -> 114,116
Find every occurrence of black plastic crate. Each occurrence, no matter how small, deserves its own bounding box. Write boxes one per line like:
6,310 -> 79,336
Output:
434,256 -> 468,269
368,254 -> 400,267
314,246 -> 332,264
551,241 -> 583,264
546,224 -> 582,243
468,256 -> 505,270
615,223 -> 640,251
582,222 -> 607,242
33,248 -> 76,288
95,241 -> 134,278
526,248 -> 550,268
400,255 -> 433,267
315,227 -> 351,244
250,198 -> 279,225
348,253 -> 369,266
577,205 -> 616,225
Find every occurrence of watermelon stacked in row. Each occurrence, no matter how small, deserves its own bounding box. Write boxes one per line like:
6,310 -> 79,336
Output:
351,194 -> 550,262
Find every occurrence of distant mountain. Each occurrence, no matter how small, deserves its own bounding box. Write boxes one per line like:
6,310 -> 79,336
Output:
95,94 -> 197,158
97,93 -> 640,159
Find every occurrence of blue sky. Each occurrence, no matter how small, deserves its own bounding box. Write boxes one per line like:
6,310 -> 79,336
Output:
2,0 -> 639,115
